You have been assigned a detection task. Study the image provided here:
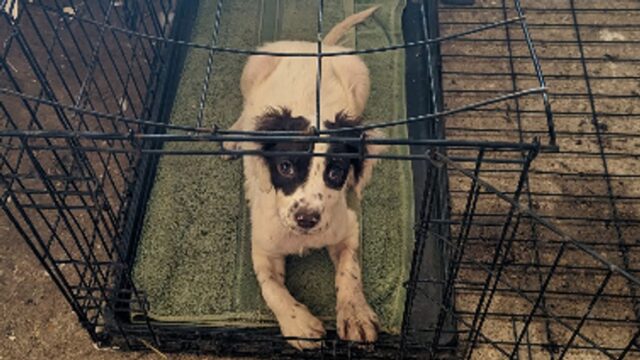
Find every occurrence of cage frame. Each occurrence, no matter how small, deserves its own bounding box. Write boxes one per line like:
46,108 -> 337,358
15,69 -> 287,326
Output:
2,0 -> 640,359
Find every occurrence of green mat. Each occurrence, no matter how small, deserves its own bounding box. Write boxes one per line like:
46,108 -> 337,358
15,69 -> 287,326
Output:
132,0 -> 413,334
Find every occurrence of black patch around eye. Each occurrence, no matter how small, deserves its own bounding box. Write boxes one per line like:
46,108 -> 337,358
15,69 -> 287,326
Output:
255,107 -> 312,195
266,155 -> 311,195
323,111 -> 366,186
323,159 -> 350,189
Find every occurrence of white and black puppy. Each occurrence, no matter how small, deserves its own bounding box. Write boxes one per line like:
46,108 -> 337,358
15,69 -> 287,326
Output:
223,6 -> 386,350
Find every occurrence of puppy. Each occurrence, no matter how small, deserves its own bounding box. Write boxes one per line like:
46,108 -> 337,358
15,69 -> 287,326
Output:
224,6 -> 385,350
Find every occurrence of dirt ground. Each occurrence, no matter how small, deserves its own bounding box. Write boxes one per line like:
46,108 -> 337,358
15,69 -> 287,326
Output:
0,1 -> 216,359
439,0 -> 640,358
0,215 -> 217,360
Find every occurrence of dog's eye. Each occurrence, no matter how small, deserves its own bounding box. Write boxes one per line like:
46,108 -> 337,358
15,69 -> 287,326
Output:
277,160 -> 295,177
328,166 -> 345,182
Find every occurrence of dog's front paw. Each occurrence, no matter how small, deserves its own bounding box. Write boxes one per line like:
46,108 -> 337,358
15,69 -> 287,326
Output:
337,299 -> 379,345
279,304 -> 326,350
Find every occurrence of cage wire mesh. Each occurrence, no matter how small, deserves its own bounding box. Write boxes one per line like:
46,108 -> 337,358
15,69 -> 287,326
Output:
438,0 -> 640,358
0,0 -> 639,359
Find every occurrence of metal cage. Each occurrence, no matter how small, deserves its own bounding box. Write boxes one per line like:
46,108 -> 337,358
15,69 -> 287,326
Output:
1,0 -> 639,359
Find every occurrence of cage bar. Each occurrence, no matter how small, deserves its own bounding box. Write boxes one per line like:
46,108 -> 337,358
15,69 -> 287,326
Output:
2,0 -> 639,359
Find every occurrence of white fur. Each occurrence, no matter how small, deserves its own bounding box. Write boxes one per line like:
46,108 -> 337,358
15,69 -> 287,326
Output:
224,7 -> 384,350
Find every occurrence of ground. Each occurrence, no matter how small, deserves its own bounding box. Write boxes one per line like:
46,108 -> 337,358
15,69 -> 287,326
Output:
0,215 -> 216,360
2,0 -> 639,359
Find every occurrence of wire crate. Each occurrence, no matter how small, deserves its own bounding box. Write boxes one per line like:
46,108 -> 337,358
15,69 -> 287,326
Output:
1,0 -> 639,359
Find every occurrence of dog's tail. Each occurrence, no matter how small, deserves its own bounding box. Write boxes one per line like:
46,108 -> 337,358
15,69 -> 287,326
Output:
322,6 -> 380,46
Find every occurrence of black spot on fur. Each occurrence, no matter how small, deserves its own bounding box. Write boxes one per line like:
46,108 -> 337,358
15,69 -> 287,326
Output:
323,112 -> 367,189
256,107 -> 312,195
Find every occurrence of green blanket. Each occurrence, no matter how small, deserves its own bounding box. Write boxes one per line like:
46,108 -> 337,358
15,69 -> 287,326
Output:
132,0 -> 413,334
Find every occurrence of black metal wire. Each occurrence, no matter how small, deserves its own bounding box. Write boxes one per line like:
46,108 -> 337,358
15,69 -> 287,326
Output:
0,84 -> 551,137
196,0 -> 224,128
315,0 -> 323,130
29,3 -> 530,57
566,0 -> 640,327
2,1 -> 640,359
436,151 -> 640,356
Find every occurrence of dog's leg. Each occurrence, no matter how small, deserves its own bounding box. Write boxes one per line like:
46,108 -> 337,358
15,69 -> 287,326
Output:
252,249 -> 325,350
328,215 -> 379,345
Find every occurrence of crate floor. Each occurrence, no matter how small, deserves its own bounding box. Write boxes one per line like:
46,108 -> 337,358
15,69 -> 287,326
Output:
131,0 -> 414,334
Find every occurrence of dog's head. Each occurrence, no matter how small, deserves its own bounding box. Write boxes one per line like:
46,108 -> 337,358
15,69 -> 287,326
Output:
252,107 -> 386,234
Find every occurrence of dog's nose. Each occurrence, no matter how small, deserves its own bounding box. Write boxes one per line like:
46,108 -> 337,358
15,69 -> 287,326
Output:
295,210 -> 321,229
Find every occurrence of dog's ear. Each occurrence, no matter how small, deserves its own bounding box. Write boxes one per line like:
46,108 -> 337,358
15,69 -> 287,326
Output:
326,113 -> 388,199
246,154 -> 274,194
350,127 -> 387,199
240,139 -> 275,194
